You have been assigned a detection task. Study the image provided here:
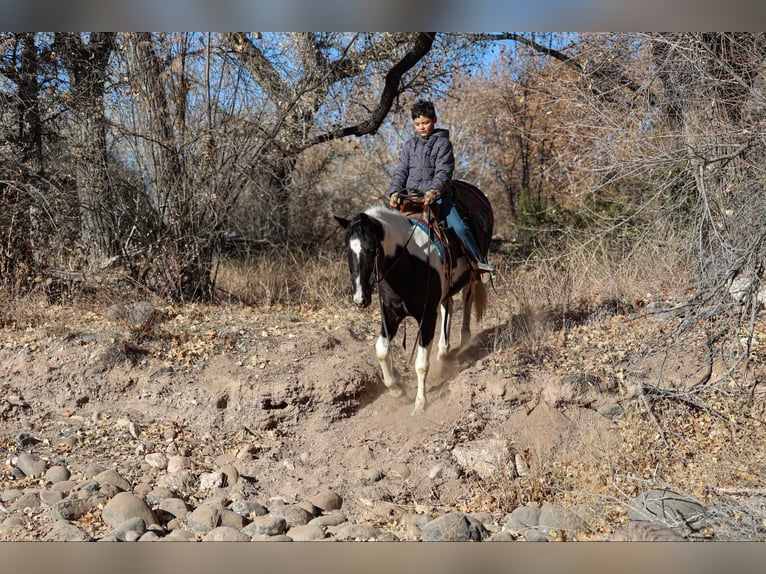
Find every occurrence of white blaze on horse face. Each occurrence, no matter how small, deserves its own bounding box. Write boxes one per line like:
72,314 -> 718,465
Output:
349,237 -> 365,305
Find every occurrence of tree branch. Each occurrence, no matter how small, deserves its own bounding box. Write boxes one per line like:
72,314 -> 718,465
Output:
310,32 -> 436,145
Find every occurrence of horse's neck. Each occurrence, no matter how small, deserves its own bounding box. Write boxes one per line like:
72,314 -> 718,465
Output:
365,207 -> 411,256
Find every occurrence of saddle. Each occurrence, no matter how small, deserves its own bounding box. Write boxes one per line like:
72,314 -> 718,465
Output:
395,192 -> 462,270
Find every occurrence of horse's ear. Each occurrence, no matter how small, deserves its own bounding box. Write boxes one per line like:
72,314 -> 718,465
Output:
333,215 -> 351,229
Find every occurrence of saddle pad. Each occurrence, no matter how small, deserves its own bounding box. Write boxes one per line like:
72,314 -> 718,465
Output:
451,180 -> 494,257
408,216 -> 444,263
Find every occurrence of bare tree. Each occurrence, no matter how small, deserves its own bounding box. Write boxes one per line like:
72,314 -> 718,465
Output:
0,33 -> 45,290
54,32 -> 117,261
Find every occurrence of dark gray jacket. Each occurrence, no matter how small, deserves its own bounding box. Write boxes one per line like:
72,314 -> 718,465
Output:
388,128 -> 455,196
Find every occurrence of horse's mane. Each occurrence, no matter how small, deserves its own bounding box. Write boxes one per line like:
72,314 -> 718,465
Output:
363,205 -> 413,236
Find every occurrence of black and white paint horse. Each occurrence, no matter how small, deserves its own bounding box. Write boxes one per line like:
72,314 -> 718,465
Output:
335,204 -> 488,415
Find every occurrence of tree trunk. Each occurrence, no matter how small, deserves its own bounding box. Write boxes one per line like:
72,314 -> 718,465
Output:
55,32 -> 116,262
0,33 -> 40,290
123,32 -> 212,301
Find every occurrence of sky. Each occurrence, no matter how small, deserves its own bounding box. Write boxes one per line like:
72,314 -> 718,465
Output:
3,0 -> 766,31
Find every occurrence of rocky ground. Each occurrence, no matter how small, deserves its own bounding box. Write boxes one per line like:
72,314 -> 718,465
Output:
2,295 -> 766,542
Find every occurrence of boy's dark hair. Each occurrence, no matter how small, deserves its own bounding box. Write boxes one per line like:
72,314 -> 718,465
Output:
411,100 -> 436,120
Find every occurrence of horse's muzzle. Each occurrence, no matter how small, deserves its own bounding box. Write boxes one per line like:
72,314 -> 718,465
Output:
353,293 -> 371,308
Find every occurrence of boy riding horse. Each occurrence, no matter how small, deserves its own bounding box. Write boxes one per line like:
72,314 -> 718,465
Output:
388,99 -> 495,274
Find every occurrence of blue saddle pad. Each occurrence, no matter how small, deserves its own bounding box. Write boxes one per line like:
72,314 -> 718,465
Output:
408,217 -> 444,263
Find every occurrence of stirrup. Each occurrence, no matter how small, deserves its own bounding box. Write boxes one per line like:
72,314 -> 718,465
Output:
476,261 -> 495,273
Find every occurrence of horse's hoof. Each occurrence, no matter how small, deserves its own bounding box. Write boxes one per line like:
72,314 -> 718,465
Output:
411,401 -> 425,416
388,386 -> 403,398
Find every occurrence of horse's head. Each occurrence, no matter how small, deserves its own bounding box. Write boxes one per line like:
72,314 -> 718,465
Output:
334,212 -> 383,308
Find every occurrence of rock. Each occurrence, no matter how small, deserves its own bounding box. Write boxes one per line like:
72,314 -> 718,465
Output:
94,469 -> 132,492
523,529 -> 551,542
451,439 -> 513,479
229,499 -> 268,518
110,517 -> 148,541
219,509 -> 246,529
199,472 -> 225,490
597,403 -> 625,420
488,530 -> 518,541
538,503 -> 588,539
15,453 -> 46,478
157,497 -> 190,521
44,465 -> 71,484
146,487 -> 176,505
166,456 -> 191,473
186,503 -> 222,534
156,470 -> 197,492
309,490 -> 343,512
145,453 -> 169,470
242,515 -> 288,537
271,504 -> 314,527
333,522 -> 382,541
39,489 -> 64,506
400,512 -> 432,540
286,524 -> 327,541
202,526 -> 251,541
504,505 -> 541,532
50,498 -> 92,521
421,512 -> 488,542
220,464 -> 240,487
101,492 -> 158,529
161,529 -> 197,542
44,520 -> 94,541
628,489 -> 709,531
11,491 -> 41,512
609,520 -> 686,541
1,489 -> 23,503
139,530 -> 161,541
308,513 -> 347,528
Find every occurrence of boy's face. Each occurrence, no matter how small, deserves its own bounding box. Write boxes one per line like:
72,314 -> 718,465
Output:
413,115 -> 437,138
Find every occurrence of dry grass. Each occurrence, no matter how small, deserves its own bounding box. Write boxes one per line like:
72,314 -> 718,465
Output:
213,248 -> 347,309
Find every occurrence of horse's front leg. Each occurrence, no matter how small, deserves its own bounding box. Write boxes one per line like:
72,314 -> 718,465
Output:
413,311 -> 438,415
375,334 -> 403,397
437,296 -> 452,360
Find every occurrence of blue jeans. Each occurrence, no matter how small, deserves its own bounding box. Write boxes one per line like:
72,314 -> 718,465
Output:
436,194 -> 485,264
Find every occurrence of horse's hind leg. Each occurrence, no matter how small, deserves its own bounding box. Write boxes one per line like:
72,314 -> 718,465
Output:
459,285 -> 474,350
376,334 -> 403,398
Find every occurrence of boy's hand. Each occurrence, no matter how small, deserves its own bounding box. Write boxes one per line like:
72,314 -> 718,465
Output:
390,193 -> 402,208
424,189 -> 440,206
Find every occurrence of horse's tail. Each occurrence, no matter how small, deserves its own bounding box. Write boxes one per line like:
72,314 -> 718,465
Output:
470,271 -> 488,322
